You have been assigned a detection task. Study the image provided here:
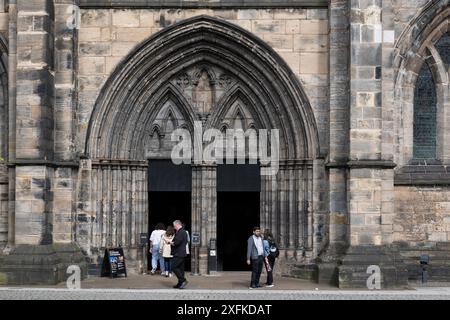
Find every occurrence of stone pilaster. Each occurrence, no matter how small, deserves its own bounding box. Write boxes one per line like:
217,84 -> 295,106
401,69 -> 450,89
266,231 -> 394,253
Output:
14,0 -> 55,245
14,165 -> 52,245
327,0 -> 350,251
6,1 -> 17,252
52,1 -> 77,244
54,0 -> 77,161
16,0 -> 54,160
315,0 -> 350,286
338,0 -> 407,288
0,0 -> 8,249
1,0 -> 87,285
348,0 -> 383,245
192,164 -> 216,275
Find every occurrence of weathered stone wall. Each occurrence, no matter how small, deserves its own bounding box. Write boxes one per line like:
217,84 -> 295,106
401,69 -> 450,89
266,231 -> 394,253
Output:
387,0 -> 450,167
344,0 -> 450,249
394,186 -> 450,243
76,8 -> 329,156
386,1 -> 450,248
14,165 -> 53,245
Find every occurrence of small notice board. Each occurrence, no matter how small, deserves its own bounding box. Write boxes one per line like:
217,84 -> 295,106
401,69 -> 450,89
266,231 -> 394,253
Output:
101,248 -> 127,278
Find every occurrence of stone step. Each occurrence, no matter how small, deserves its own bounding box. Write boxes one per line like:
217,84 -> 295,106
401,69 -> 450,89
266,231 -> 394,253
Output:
88,264 -> 101,277
286,264 -> 318,282
0,244 -> 88,285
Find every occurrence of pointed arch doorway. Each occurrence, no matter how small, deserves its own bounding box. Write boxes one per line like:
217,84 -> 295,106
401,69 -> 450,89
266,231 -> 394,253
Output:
84,16 -> 320,274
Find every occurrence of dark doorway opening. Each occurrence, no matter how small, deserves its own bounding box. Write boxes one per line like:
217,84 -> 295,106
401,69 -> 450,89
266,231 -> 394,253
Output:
148,192 -> 191,272
217,192 -> 260,271
217,163 -> 261,271
148,160 -> 192,272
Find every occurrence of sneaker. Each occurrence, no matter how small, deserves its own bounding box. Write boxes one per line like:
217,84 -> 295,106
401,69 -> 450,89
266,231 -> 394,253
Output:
173,284 -> 181,289
179,280 -> 188,289
150,269 -> 156,275
265,284 -> 274,288
169,273 -> 173,278
249,286 -> 257,289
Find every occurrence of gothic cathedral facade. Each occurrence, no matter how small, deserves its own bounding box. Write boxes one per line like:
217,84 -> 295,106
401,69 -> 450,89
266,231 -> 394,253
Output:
1,0 -> 450,288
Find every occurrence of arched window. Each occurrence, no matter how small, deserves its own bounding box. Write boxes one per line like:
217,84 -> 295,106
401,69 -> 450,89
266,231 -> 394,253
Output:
413,31 -> 450,160
413,62 -> 437,159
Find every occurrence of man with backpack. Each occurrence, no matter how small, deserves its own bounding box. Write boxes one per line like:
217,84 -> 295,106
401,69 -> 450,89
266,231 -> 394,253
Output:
263,229 -> 279,288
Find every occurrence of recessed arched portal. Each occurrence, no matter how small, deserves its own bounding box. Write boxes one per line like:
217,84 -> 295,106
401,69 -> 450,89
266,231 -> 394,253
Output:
83,16 -> 320,273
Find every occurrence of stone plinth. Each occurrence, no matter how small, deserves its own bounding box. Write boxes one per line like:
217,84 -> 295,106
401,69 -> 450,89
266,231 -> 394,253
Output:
338,245 -> 408,289
0,243 -> 88,285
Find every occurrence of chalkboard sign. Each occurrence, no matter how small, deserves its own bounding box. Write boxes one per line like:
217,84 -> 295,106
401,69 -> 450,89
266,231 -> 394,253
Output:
101,248 -> 127,278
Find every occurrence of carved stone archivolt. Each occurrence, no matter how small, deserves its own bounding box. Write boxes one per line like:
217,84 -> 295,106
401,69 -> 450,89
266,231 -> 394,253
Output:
86,16 -> 318,160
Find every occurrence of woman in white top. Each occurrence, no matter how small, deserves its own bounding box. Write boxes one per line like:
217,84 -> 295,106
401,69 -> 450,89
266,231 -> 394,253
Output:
149,223 -> 166,275
159,226 -> 176,277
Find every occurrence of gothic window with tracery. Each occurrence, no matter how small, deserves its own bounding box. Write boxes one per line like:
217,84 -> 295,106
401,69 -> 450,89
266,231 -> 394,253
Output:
413,62 -> 437,159
412,32 -> 450,159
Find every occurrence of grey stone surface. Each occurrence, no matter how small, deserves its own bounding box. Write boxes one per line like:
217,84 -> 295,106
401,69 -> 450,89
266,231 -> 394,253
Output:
1,287 -> 450,300
338,245 -> 409,289
78,0 -> 328,9
0,243 -> 88,285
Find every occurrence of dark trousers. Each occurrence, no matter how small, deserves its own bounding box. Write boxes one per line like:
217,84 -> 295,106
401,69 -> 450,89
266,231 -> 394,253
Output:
266,256 -> 275,285
172,256 -> 186,284
250,256 -> 264,287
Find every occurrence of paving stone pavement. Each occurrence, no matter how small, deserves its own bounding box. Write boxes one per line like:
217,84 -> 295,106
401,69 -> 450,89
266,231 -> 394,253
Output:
1,272 -> 450,300
1,287 -> 450,300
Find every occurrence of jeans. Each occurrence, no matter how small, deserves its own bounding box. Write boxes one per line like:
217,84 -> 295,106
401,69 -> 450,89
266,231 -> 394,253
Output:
164,257 -> 173,273
172,256 -> 186,285
250,256 -> 264,287
151,244 -> 165,272
266,256 -> 275,285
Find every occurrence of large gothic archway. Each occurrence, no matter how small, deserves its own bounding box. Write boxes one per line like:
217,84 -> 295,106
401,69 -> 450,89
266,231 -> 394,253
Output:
81,16 -> 320,271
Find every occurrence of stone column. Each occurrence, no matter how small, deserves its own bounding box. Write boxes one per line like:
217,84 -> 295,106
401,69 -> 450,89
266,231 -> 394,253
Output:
54,0 -> 76,161
192,164 -> 216,275
327,0 -> 350,252
0,2 -> 8,249
338,0 -> 407,288
0,0 -> 87,285
6,0 -> 17,252
313,0 -> 351,285
51,1 -> 78,244
14,0 -> 54,245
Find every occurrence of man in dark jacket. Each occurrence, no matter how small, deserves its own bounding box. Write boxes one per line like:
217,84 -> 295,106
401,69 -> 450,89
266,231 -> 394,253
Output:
171,220 -> 188,289
246,227 -> 264,289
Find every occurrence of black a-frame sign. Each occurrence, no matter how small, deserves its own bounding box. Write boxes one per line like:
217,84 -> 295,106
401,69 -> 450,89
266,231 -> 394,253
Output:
101,248 -> 127,278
